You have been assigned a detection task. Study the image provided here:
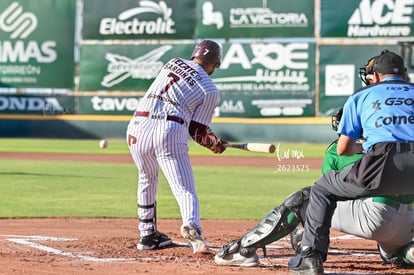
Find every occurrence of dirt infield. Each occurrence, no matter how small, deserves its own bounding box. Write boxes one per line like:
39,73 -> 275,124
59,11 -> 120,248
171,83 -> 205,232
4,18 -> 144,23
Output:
1,152 -> 414,275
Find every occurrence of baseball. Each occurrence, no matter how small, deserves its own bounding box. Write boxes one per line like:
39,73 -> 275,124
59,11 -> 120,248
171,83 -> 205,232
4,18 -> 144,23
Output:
99,139 -> 108,149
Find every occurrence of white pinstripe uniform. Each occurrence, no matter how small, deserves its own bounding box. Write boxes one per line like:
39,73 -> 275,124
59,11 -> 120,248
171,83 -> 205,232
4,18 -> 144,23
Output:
127,57 -> 220,237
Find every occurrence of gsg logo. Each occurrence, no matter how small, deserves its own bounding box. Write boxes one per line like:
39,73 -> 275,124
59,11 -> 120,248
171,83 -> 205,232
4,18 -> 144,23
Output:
385,97 -> 414,105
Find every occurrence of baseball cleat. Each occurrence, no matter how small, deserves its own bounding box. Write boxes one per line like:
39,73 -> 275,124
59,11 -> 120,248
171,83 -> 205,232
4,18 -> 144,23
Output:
215,239 -> 259,267
180,224 -> 211,254
214,251 -> 259,267
137,231 -> 172,250
378,242 -> 414,267
288,247 -> 324,275
403,242 -> 414,265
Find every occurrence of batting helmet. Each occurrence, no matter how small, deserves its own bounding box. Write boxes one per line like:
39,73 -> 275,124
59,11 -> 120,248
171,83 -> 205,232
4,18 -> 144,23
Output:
191,40 -> 222,67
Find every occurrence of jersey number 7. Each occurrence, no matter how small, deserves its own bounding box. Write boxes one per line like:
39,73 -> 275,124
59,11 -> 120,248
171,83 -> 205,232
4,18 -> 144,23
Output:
162,72 -> 180,93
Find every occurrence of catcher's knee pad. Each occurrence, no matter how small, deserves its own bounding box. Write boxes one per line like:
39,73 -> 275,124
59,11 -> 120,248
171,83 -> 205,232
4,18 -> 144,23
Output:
239,186 -> 311,252
284,186 -> 310,211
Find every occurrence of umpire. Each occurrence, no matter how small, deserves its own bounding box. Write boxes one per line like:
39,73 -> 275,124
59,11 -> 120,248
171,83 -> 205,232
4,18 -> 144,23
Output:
289,50 -> 414,275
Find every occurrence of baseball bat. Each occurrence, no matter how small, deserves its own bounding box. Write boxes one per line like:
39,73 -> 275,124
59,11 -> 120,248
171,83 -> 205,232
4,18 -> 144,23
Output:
225,143 -> 276,154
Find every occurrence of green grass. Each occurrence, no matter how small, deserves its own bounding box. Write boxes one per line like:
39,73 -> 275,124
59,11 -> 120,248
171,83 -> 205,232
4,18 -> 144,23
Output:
0,138 -> 130,154
194,167 -> 319,219
0,160 -> 137,217
0,138 -> 325,219
0,138 -> 327,158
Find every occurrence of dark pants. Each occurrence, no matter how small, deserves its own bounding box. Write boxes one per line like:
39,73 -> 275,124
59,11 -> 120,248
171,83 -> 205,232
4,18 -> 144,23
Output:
301,142 -> 414,256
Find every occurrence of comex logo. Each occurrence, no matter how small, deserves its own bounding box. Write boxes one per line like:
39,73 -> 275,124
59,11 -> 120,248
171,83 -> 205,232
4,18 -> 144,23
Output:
0,2 -> 37,39
101,45 -> 172,87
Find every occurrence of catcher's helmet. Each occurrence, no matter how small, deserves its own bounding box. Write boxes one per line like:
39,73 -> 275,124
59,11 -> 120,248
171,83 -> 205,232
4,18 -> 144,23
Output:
191,40 -> 222,67
359,55 -> 377,86
331,108 -> 343,132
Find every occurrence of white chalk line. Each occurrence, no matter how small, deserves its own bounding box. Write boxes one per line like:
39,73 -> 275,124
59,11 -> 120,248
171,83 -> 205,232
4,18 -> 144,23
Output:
3,235 -> 136,262
0,235 -> 209,263
1,233 -> 379,275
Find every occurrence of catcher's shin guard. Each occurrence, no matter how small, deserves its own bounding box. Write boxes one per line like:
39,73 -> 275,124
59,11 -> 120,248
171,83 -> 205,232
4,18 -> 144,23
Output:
239,186 -> 311,255
216,239 -> 257,259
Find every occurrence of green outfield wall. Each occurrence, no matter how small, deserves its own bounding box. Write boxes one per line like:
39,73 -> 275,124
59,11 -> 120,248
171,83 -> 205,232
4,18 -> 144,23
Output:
0,115 -> 336,143
1,0 -> 414,140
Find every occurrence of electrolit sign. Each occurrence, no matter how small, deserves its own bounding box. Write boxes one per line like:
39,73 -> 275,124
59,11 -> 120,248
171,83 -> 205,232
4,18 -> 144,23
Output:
83,0 -> 194,39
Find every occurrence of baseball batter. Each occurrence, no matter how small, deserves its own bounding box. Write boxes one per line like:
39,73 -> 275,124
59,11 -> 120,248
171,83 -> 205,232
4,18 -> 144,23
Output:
126,40 -> 227,253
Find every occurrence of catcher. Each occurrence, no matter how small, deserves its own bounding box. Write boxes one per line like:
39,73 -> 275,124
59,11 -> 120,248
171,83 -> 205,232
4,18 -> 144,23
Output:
214,52 -> 414,268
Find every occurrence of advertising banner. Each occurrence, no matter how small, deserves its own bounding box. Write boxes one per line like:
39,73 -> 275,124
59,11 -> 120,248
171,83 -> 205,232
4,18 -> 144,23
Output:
77,93 -> 315,117
80,41 -> 316,117
212,42 -> 315,117
196,0 -> 314,38
79,43 -> 194,91
318,44 -> 400,116
217,92 -> 314,118
0,0 -> 75,88
78,95 -> 141,115
0,94 -> 74,114
321,0 -> 414,38
82,0 -> 195,40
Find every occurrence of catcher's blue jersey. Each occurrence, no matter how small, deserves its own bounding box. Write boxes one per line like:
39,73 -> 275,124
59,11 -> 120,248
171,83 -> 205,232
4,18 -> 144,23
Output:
338,76 -> 414,152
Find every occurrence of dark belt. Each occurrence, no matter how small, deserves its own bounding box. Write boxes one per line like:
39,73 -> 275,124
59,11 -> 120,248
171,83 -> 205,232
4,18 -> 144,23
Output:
395,142 -> 414,153
372,142 -> 414,152
372,196 -> 414,210
135,111 -> 184,125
